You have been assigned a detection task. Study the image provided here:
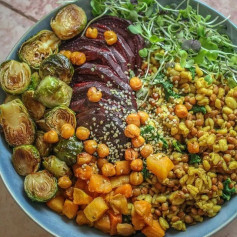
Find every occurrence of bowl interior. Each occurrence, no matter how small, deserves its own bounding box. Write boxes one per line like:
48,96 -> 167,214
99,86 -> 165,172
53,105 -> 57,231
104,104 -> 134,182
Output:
0,0 -> 236,237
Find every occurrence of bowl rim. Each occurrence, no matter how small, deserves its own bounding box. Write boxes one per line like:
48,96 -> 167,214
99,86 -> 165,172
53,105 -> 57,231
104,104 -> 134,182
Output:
0,0 -> 237,237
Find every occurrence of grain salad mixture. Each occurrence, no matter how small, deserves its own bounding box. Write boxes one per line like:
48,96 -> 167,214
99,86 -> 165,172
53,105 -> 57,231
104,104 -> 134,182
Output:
0,0 -> 237,236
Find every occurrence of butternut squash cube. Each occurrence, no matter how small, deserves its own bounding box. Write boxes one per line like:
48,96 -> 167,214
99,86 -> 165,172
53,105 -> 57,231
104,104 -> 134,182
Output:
88,174 -> 112,193
110,175 -> 130,189
46,195 -> 65,214
62,199 -> 78,219
76,210 -> 92,226
142,220 -> 165,237
94,214 -> 111,234
73,188 -> 92,205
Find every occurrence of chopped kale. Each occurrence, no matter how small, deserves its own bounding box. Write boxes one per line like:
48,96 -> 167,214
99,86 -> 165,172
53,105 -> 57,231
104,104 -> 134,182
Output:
142,162 -> 150,179
189,154 -> 201,164
189,67 -> 196,80
173,140 -> 186,153
191,105 -> 207,114
222,178 -> 236,201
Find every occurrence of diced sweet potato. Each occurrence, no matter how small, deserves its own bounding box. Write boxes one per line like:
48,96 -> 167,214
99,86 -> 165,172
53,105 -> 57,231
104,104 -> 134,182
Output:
62,199 -> 79,219
74,178 -> 87,190
88,174 -> 112,193
115,161 -> 131,175
147,154 -> 174,180
132,211 -> 145,230
94,214 -> 111,234
134,200 -> 151,217
142,220 -> 165,237
46,195 -> 65,214
109,194 -> 128,215
117,223 -> 135,236
84,197 -> 109,222
114,184 -> 132,198
110,175 -> 130,189
108,210 -> 122,235
76,210 -> 92,226
73,188 -> 92,205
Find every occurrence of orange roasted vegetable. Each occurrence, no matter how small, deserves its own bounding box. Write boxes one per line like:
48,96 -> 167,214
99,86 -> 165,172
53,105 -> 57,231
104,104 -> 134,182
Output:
70,51 -> 86,66
187,140 -> 200,153
132,212 -> 145,230
88,174 -> 112,193
73,188 -> 92,205
76,210 -> 92,226
73,164 -> 93,180
174,104 -> 188,118
94,214 -> 111,234
117,223 -> 135,236
74,178 -> 87,190
62,199 -> 79,219
114,184 -> 132,198
86,27 -> 98,39
115,161 -> 131,176
134,200 -> 153,226
104,30 -> 117,45
46,195 -> 65,213
110,175 -> 130,189
108,210 -> 122,235
109,194 -> 128,215
147,153 -> 174,180
141,220 -> 165,237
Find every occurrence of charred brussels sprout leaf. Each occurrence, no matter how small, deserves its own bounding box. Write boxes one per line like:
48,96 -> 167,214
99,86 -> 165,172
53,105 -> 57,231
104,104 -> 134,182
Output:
24,170 -> 57,202
35,131 -> 52,157
22,90 -> 46,121
35,76 -> 72,108
12,145 -> 40,176
0,99 -> 35,146
54,136 -> 83,166
51,4 -> 87,40
39,54 -> 74,84
0,60 -> 31,95
43,155 -> 72,178
18,30 -> 61,69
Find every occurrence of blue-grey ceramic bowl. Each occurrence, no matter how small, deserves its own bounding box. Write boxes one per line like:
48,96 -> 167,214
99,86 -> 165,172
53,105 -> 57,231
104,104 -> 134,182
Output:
0,0 -> 236,237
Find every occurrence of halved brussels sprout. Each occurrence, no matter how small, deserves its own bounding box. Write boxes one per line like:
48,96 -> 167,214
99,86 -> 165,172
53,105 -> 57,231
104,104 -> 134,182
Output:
22,90 -> 46,120
0,99 -> 35,146
43,155 -> 72,178
35,76 -> 72,108
54,136 -> 83,166
39,54 -> 74,84
18,30 -> 61,69
28,72 -> 40,90
24,170 -> 58,202
35,131 -> 52,157
4,94 -> 20,104
50,4 -> 87,40
0,60 -> 31,95
12,145 -> 40,176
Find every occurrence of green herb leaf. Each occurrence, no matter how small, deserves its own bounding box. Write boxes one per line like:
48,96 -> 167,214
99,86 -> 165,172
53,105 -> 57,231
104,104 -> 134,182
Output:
179,50 -> 188,68
142,162 -> 150,179
149,35 -> 164,44
227,77 -> 237,88
191,105 -> 207,114
222,178 -> 236,201
173,140 -> 186,153
128,24 -> 143,34
189,67 -> 196,79
139,48 -> 148,58
204,75 -> 213,84
90,0 -> 106,16
189,154 -> 201,164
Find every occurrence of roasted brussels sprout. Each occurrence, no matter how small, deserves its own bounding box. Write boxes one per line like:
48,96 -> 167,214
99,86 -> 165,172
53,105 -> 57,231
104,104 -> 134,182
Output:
0,60 -> 31,94
18,30 -> 61,69
28,72 -> 40,90
24,170 -> 58,202
12,145 -> 40,176
35,131 -> 52,157
39,54 -> 74,84
54,136 -> 83,166
35,76 -> 72,108
4,94 -> 20,104
43,155 -> 72,178
51,4 -> 87,40
0,99 -> 35,146
22,90 -> 46,120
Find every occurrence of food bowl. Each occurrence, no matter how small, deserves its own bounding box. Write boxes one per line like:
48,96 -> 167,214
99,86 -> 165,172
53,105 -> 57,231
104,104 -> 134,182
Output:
0,0 -> 236,236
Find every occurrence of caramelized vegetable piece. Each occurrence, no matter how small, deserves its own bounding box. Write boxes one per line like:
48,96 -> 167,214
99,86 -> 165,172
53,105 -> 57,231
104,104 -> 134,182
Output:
73,188 -> 92,205
115,161 -> 131,176
108,210 -> 122,235
141,220 -> 165,237
76,210 -> 92,226
132,212 -> 146,230
77,152 -> 92,165
71,51 -> 87,66
117,223 -> 135,236
114,184 -> 132,198
147,154 -> 174,181
88,174 -> 112,193
187,140 -> 200,154
87,87 -> 102,102
102,163 -> 116,177
84,197 -> 109,222
134,200 -> 151,217
109,194 -> 128,215
58,176 -> 72,189
86,27 -> 98,39
104,30 -> 118,45
46,195 -> 65,213
62,199 -> 78,219
110,175 -> 130,189
74,165 -> 93,180
94,214 -> 111,234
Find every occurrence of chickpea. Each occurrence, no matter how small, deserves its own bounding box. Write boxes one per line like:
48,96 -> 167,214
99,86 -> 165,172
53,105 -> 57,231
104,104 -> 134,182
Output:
140,144 -> 153,158
126,113 -> 140,127
125,148 -> 139,161
104,30 -> 118,45
187,141 -> 200,153
102,163 -> 116,177
84,140 -> 98,154
59,50 -> 72,59
76,126 -> 90,140
124,124 -> 140,138
132,136 -> 145,148
138,111 -> 149,125
70,51 -> 86,65
175,104 -> 188,118
61,123 -> 75,139
87,87 -> 102,102
129,77 -> 142,91
184,215 -> 193,224
85,27 -> 98,39
58,176 -> 72,189
97,144 -> 110,158
130,159 -> 143,171
43,130 -> 59,143
77,152 -> 92,165
130,172 -> 144,186
97,158 -> 108,169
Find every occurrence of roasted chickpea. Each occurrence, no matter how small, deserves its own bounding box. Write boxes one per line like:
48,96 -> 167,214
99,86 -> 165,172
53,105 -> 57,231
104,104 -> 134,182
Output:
130,172 -> 144,186
87,87 -> 102,102
97,158 -> 108,169
187,141 -> 200,154
76,126 -> 90,140
138,111 -> 149,125
129,77 -> 142,91
125,148 -> 139,161
124,124 -> 140,138
102,163 -> 116,177
85,27 -> 98,39
140,144 -> 154,158
70,51 -> 86,65
131,136 -> 145,148
104,30 -> 118,45
58,176 -> 72,189
84,140 -> 98,154
75,165 -> 93,180
97,144 -> 110,158
175,104 -> 188,118
126,113 -> 141,127
43,130 -> 59,143
59,50 -> 72,59
61,123 -> 75,139
77,152 -> 93,165
130,159 -> 143,171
